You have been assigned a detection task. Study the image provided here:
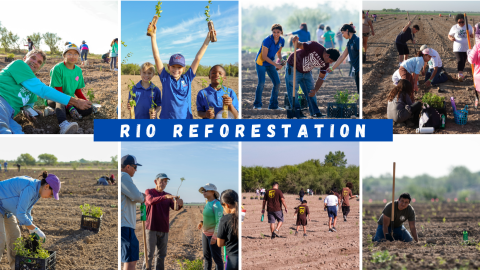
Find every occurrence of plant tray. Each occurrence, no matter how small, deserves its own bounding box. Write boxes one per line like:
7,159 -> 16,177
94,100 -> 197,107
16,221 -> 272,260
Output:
327,103 -> 358,118
432,101 -> 446,117
81,214 -> 103,233
15,250 -> 56,270
284,94 -> 308,110
5,57 -> 14,63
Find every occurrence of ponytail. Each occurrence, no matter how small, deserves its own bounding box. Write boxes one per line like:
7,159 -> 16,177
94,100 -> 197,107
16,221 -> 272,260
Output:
220,189 -> 238,237
39,171 -> 52,189
416,51 -> 424,57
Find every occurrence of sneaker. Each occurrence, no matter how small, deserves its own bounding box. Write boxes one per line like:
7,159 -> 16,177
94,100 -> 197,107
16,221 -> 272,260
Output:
253,106 -> 262,110
59,120 -> 79,134
273,230 -> 280,238
303,233 -> 307,237
271,234 -> 275,239
458,73 -> 464,82
312,112 -> 325,118
328,228 -> 333,232
295,231 -> 298,236
344,216 -> 347,222
332,227 -> 337,232
113,68 -> 118,72
268,107 -> 285,111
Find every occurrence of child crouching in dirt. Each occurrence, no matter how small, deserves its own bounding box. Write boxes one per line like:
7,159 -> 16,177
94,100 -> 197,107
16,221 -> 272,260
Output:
293,200 -> 310,237
47,43 -> 93,134
149,22 -> 215,119
197,65 -> 239,119
217,189 -> 239,270
387,79 -> 422,127
126,62 -> 162,119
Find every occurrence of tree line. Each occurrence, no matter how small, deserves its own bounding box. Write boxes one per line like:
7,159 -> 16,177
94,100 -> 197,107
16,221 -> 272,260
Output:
0,154 -> 117,167
242,151 -> 359,194
0,21 -> 62,54
121,62 -> 239,77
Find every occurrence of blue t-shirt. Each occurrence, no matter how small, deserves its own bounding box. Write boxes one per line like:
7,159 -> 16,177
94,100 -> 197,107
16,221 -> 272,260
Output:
292,29 -> 311,42
128,81 -> 162,119
80,44 -> 89,51
347,34 -> 360,72
400,57 -> 424,74
196,85 -> 239,116
159,67 -> 196,119
255,35 -> 285,67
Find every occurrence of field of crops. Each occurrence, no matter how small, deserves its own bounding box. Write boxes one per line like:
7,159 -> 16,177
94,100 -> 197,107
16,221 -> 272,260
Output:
0,169 -> 118,270
362,14 -> 480,133
242,193 -> 359,269
363,202 -> 480,269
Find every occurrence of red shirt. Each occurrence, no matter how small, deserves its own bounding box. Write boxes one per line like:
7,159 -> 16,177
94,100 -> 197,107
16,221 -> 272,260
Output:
145,189 -> 182,232
287,41 -> 329,74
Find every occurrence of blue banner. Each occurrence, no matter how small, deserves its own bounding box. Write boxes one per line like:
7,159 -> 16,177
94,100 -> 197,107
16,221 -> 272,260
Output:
93,119 -> 393,141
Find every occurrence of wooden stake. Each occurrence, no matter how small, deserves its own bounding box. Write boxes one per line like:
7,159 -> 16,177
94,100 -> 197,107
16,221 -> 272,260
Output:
391,162 -> 396,240
142,220 -> 149,268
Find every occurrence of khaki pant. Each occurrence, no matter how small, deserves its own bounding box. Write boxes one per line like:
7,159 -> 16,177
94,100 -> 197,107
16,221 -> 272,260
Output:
0,214 -> 21,270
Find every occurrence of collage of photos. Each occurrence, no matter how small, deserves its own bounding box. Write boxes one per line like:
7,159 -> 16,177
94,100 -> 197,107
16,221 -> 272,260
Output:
1,0 -> 480,269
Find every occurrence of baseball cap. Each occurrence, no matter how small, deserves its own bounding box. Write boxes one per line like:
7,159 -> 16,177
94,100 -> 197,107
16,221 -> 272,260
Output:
199,183 -> 220,199
422,48 -> 431,55
63,43 -> 81,56
169,54 -> 185,67
121,154 -> 142,167
45,174 -> 61,200
155,173 -> 170,180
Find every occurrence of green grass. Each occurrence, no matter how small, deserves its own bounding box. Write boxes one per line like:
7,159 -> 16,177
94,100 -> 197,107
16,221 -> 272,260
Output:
371,250 -> 395,263
368,11 -> 480,16
176,258 -> 203,270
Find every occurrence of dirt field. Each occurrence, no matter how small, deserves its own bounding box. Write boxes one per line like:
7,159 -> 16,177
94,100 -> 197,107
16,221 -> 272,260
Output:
363,202 -> 480,269
362,15 -> 480,133
0,169 -> 118,270
241,193 -> 359,269
241,51 -> 358,119
0,54 -> 118,134
120,75 -> 239,119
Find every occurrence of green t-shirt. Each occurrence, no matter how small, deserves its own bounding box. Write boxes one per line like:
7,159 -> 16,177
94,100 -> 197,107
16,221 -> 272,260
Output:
323,31 -> 336,43
49,62 -> 85,97
0,60 -> 38,116
203,199 -> 223,236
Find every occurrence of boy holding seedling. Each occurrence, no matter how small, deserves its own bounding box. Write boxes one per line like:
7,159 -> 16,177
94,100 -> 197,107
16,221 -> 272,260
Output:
324,190 -> 338,232
197,65 -> 239,119
293,200 -> 310,237
149,22 -> 215,119
126,62 -> 162,119
262,182 -> 288,239
47,43 -> 94,134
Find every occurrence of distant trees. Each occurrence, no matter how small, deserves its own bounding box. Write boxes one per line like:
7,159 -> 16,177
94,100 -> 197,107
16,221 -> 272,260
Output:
324,151 -> 347,167
17,154 -> 36,166
38,154 -> 58,166
42,32 -> 62,54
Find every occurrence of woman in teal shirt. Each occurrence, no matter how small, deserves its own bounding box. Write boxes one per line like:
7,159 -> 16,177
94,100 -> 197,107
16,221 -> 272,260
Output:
110,38 -> 118,71
322,26 -> 336,49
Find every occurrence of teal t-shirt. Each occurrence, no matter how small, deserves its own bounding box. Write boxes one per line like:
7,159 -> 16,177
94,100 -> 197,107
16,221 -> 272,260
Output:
0,60 -> 37,116
203,199 -> 223,236
49,62 -> 85,97
323,31 -> 336,43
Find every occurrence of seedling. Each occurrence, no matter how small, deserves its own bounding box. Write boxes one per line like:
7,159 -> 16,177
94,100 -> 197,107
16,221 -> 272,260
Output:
443,217 -> 446,223
14,235 -> 50,259
176,177 -> 185,197
260,233 -> 264,239
86,89 -> 95,102
79,203 -> 103,218
155,1 -> 163,17
217,75 -> 230,118
200,78 -> 209,88
96,188 -> 100,192
149,81 -> 158,119
205,1 -> 217,42
204,1 -> 212,22
334,89 -> 359,104
147,2 -> 162,36
422,92 -> 444,108
7,53 -> 14,59
128,79 -> 137,119
371,250 -> 394,263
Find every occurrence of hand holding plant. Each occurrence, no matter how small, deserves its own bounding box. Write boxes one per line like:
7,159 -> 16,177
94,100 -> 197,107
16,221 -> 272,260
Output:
128,79 -> 137,119
147,2 -> 162,36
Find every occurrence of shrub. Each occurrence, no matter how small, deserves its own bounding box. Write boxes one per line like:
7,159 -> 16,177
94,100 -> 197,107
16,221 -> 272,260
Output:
422,92 -> 444,108
13,235 -> 50,259
79,203 -> 103,218
176,258 -> 203,270
7,53 -> 14,59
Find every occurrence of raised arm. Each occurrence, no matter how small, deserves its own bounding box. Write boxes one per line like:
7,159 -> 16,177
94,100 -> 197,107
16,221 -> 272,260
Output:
191,31 -> 215,75
402,21 -> 412,33
149,23 -> 164,76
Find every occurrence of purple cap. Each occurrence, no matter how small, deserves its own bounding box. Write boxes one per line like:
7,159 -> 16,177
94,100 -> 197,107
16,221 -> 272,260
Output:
46,174 -> 61,200
169,54 -> 185,67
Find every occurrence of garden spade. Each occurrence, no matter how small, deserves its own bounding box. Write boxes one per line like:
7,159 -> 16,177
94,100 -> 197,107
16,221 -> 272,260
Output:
391,162 -> 396,241
286,39 -> 303,118
464,13 -> 479,107
140,203 -> 149,269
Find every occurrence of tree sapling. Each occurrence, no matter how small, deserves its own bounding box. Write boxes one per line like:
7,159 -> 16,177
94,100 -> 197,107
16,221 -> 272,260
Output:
147,2 -> 162,36
205,1 -> 217,42
128,79 -> 137,119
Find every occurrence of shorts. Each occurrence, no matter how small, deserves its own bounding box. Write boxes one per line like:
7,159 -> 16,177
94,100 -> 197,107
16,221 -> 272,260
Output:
121,227 -> 139,263
327,206 -> 337,218
396,42 -> 409,55
363,32 -> 370,37
267,211 -> 284,223
296,218 -> 307,226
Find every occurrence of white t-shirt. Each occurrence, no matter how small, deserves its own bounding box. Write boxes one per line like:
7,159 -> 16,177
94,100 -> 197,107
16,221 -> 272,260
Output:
392,69 -> 401,85
316,29 -> 324,43
449,24 -> 473,52
324,194 -> 338,206
427,48 -> 442,69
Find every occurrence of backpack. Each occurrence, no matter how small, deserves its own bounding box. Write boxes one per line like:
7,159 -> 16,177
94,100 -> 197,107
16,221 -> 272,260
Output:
420,105 -> 441,128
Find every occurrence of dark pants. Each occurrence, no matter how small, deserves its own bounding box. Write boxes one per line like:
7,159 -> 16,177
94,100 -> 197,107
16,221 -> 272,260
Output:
425,66 -> 448,85
202,234 -> 223,270
143,230 -> 168,270
454,52 -> 467,72
110,56 -> 117,69
299,196 -> 303,203
342,206 -> 350,216
47,100 -> 92,124
410,102 -> 422,124
226,254 -> 238,270
354,71 -> 359,93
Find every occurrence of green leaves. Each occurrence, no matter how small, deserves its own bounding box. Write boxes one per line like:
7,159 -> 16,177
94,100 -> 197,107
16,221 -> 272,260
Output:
334,89 -> 358,104
422,92 -> 444,108
80,203 -> 103,218
205,1 -> 212,22
86,89 -> 95,102
14,235 -> 50,259
155,1 -> 163,17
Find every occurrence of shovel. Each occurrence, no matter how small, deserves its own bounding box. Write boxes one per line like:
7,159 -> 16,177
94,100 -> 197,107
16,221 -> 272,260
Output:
390,162 -> 396,241
286,39 -> 303,119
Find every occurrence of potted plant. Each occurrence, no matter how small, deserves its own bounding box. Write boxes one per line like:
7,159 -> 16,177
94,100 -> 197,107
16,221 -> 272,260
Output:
147,2 -> 162,36
205,1 -> 217,42
319,196 -> 322,200
327,89 -> 359,118
5,53 -> 14,62
80,203 -> 104,233
422,92 -> 446,116
250,196 -> 253,200
217,76 -> 234,119
14,235 -> 56,270
128,79 -> 137,119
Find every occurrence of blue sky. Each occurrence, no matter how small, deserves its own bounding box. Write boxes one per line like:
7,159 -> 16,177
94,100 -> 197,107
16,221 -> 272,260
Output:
363,1 -> 480,11
122,142 -> 239,203
121,1 -> 239,66
242,142 -> 359,167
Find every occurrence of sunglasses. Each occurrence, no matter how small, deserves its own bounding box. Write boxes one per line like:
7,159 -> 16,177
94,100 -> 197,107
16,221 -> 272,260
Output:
131,165 -> 137,170
458,21 -> 465,24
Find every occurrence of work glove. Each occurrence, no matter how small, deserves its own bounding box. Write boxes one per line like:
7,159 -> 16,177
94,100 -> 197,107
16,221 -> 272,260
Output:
29,227 -> 46,243
68,107 -> 82,120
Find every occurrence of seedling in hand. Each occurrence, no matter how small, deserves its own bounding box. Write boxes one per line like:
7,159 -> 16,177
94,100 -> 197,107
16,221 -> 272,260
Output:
147,2 -> 162,36
205,1 -> 212,22
205,1 -> 217,42
128,79 -> 137,119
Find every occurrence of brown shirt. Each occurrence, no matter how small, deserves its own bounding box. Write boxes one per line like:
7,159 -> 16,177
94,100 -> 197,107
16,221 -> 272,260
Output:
264,188 -> 284,212
377,201 -> 416,228
341,187 -> 353,206
296,204 -> 310,222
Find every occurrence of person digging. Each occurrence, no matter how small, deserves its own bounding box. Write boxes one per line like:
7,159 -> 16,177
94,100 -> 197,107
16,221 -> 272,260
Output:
396,21 -> 420,66
372,193 -> 419,242
261,182 -> 288,239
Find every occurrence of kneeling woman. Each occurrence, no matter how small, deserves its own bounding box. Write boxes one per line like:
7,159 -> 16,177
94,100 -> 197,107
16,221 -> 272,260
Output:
387,79 -> 422,126
398,50 -> 431,94
0,171 -> 61,269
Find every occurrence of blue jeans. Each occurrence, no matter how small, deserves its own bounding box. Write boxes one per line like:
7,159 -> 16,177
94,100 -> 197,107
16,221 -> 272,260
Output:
324,40 -> 334,49
337,40 -> 343,53
425,66 -> 448,85
254,63 -> 281,109
373,224 -> 413,242
0,96 -> 24,134
299,196 -> 303,203
285,63 -> 320,116
81,50 -> 88,61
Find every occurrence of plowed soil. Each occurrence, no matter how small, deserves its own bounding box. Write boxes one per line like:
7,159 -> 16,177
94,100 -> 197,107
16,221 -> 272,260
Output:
242,193 -> 359,269
0,169 -> 118,270
362,15 -> 480,133
0,55 -> 118,134
241,51 -> 357,119
363,202 -> 480,270
120,75 -> 239,119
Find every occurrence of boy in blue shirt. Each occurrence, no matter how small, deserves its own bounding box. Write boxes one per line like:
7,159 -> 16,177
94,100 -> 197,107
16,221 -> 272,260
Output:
126,62 -> 162,119
149,22 -> 215,119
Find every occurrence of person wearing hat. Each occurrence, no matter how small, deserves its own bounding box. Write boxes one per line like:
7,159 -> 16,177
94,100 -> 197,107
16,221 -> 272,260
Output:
0,49 -> 92,134
0,171 -> 60,270
79,41 -> 89,66
110,38 -> 118,71
143,173 -> 183,270
327,24 -> 360,93
46,43 -> 93,134
148,21 -> 215,119
419,45 -> 448,87
398,50 -> 431,96
262,182 -> 288,239
121,154 -> 145,270
316,24 -> 325,45
197,183 -> 223,270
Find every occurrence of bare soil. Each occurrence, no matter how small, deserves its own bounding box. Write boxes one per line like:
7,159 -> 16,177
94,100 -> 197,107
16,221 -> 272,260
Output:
363,202 -> 480,269
362,15 -> 480,133
0,169 -> 118,270
0,55 -> 118,134
242,193 -> 359,269
120,75 -> 239,119
241,51 -> 357,119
